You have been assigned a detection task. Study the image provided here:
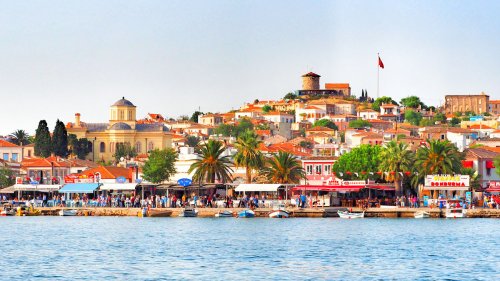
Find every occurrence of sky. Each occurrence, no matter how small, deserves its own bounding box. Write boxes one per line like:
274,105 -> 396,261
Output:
1,0 -> 499,135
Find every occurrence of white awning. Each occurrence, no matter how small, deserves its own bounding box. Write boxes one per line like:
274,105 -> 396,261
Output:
37,185 -> 61,192
99,183 -> 137,191
0,185 -> 16,194
423,186 -> 469,191
235,184 -> 282,192
12,184 -> 37,191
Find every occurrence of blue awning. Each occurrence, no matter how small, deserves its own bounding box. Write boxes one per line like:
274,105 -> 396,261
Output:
58,183 -> 100,193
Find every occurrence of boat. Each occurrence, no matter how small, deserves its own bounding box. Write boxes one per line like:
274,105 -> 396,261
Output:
414,211 -> 430,218
269,204 -> 290,218
445,200 -> 467,218
178,207 -> 198,217
1,204 -> 16,216
16,205 -> 41,216
59,209 -> 78,216
237,209 -> 255,218
337,210 -> 364,219
147,209 -> 173,217
214,210 -> 234,217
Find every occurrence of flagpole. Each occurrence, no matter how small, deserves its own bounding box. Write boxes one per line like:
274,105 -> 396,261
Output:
377,52 -> 380,99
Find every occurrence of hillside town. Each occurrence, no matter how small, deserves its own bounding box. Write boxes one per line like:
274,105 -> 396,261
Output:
1,72 -> 500,211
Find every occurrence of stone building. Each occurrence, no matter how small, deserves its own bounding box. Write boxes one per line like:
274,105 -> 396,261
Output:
297,72 -> 350,97
66,97 -> 172,162
444,93 -> 489,114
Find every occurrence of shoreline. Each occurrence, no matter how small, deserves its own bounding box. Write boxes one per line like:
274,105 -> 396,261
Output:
27,207 -> 500,218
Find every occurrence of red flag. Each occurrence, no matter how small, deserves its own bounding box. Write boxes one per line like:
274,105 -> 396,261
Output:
378,56 -> 384,69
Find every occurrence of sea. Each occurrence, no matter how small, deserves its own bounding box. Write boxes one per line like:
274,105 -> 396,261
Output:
0,217 -> 498,281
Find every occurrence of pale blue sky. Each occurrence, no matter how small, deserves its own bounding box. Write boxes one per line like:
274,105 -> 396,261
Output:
1,0 -> 499,135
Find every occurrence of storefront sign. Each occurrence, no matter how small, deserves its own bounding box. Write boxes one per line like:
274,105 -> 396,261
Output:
116,176 -> 127,183
489,182 -> 500,188
465,191 -> 472,204
425,175 -> 470,188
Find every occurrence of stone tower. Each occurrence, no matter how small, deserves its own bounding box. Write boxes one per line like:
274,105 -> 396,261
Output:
301,72 -> 321,90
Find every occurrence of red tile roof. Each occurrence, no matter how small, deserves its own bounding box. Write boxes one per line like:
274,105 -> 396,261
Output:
0,140 -> 19,147
325,83 -> 350,89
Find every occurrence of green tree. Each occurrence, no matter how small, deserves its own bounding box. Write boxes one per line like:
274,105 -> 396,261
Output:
349,119 -> 372,128
142,148 -> 178,184
313,119 -> 338,130
189,111 -> 203,123
9,129 -> 30,146
332,145 -> 382,180
299,140 -> 314,149
52,119 -> 69,157
482,112 -> 491,117
234,130 -> 263,183
113,143 -> 137,162
433,112 -> 447,123
419,119 -> 434,127
284,92 -> 297,100
186,136 -> 200,148
262,105 -> 272,113
259,151 -> 305,184
214,124 -> 236,137
400,96 -> 426,109
450,117 -> 461,127
379,141 -> 415,196
188,140 -> 233,184
404,110 -> 423,126
34,120 -> 52,158
371,96 -> 398,111
68,134 -> 92,160
0,167 -> 14,188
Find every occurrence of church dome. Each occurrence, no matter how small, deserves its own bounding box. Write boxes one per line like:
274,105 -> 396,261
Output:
110,122 -> 132,130
112,97 -> 135,107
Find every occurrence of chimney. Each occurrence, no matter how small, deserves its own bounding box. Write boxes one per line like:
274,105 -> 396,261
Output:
75,113 -> 81,127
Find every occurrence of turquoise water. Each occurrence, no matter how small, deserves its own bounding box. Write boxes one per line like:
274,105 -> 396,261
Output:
0,217 -> 498,280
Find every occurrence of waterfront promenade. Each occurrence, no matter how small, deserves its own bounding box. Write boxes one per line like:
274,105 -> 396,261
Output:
33,206 -> 500,218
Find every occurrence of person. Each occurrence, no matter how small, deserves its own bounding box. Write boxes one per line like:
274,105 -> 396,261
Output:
300,194 -> 306,208
483,195 -> 489,208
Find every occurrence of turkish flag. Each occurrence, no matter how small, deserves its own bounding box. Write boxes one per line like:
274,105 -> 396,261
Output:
378,56 -> 384,69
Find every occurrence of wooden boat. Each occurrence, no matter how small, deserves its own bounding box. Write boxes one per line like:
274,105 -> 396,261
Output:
179,207 -> 198,217
414,211 -> 430,218
237,209 -> 255,218
147,209 -> 173,217
269,204 -> 290,218
59,209 -> 78,216
337,210 -> 364,219
214,210 -> 233,217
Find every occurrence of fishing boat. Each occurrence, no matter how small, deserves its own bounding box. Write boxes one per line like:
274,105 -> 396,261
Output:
59,209 -> 78,216
1,204 -> 16,216
414,211 -> 430,218
214,210 -> 234,217
445,200 -> 467,218
237,209 -> 255,218
147,209 -> 173,217
269,204 -> 290,218
178,207 -> 198,217
337,210 -> 364,219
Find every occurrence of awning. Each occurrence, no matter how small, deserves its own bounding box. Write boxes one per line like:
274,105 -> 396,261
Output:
485,188 -> 500,193
0,186 -> 16,194
99,183 -> 137,191
235,184 -> 282,192
462,160 -> 473,168
58,183 -> 100,193
423,186 -> 469,191
486,160 -> 495,169
37,185 -> 61,192
292,185 -> 364,192
365,185 -> 396,191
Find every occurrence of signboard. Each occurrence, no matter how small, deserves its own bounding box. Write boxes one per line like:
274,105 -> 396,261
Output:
425,175 -> 470,188
423,196 -> 429,207
327,179 -> 371,186
465,191 -> 472,204
489,182 -> 500,188
116,176 -> 127,184
177,178 -> 192,187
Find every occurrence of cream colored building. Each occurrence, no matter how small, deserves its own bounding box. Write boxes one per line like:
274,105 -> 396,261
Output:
67,97 -> 172,162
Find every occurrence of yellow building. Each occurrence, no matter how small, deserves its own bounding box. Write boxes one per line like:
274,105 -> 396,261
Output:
66,97 -> 172,162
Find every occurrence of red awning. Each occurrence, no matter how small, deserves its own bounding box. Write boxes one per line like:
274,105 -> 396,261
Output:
292,185 -> 364,192
366,185 -> 395,191
462,160 -> 473,168
486,160 -> 495,169
486,188 -> 500,193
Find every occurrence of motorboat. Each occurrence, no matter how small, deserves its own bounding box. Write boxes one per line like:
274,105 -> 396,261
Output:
59,209 -> 78,216
269,204 -> 290,218
1,204 -> 16,216
237,209 -> 255,218
146,209 -> 173,217
445,200 -> 467,218
337,210 -> 365,219
214,210 -> 234,217
414,211 -> 430,218
179,207 -> 199,217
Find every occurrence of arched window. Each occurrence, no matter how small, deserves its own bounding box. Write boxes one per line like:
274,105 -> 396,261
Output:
100,142 -> 106,153
148,141 -> 154,151
135,142 -> 142,153
128,110 -> 132,120
110,142 -> 115,153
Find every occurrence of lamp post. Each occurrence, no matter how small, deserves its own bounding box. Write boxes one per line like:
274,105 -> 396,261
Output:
92,137 -> 97,162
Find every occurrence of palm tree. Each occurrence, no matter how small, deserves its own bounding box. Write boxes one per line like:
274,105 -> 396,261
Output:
379,141 -> 415,196
260,151 -> 305,184
234,130 -> 263,183
9,129 -> 30,146
188,139 -> 233,184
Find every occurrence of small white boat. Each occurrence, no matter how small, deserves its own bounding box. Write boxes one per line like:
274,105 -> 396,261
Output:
445,208 -> 466,218
337,210 -> 364,219
214,210 -> 233,218
269,204 -> 290,218
179,207 -> 198,217
59,209 -> 78,216
414,211 -> 430,218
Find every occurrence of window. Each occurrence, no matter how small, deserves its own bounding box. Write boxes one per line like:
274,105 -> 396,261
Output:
11,153 -> 18,162
487,168 -> 491,176
100,142 -> 106,153
324,164 -> 331,175
315,165 -> 322,175
128,110 -> 132,120
28,150 -> 31,157
441,134 -> 445,140
110,142 -> 115,153
135,142 -> 142,153
306,165 -> 313,175
3,153 -> 8,161
119,110 -> 124,120
148,141 -> 154,151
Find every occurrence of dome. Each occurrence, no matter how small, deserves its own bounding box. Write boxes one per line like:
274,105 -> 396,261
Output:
110,122 -> 132,130
112,97 -> 135,107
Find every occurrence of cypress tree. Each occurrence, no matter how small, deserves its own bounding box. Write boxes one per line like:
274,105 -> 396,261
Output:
34,120 -> 52,157
52,119 -> 69,157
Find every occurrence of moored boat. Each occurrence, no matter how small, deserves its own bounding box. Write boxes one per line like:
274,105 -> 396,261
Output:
1,204 -> 16,216
179,207 -> 198,217
237,209 -> 255,218
147,209 -> 173,217
269,204 -> 290,218
337,210 -> 364,219
59,209 -> 78,216
414,211 -> 430,218
214,210 -> 233,217
445,200 -> 467,218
